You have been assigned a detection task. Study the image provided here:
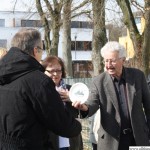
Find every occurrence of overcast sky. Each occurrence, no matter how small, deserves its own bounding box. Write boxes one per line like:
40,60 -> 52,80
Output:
0,0 -> 35,11
0,0 -> 144,11
0,0 -> 144,25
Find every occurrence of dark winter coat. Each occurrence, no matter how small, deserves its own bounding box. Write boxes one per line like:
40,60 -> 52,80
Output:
48,84 -> 83,150
0,47 -> 81,150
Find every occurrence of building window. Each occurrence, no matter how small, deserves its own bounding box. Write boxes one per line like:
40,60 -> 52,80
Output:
71,41 -> 92,51
81,22 -> 93,28
71,21 -> 79,28
71,21 -> 93,29
21,20 -> 42,27
72,61 -> 93,78
0,19 -> 5,27
0,39 -> 7,48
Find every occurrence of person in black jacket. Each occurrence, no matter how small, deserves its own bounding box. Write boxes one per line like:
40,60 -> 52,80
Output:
0,28 -> 81,150
41,56 -> 83,150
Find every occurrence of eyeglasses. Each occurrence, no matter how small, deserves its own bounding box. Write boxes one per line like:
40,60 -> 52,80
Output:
46,69 -> 62,74
36,46 -> 44,51
103,58 -> 122,65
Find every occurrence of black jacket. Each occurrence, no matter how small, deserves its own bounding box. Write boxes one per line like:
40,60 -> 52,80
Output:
0,47 -> 81,150
48,84 -> 83,150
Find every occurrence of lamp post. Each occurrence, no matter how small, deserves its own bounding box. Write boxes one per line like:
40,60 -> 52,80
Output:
74,35 -> 77,60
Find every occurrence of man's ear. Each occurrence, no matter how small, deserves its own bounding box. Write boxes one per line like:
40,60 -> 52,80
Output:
33,47 -> 38,57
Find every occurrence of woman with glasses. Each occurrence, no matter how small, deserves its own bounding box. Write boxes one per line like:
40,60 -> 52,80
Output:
41,56 -> 83,150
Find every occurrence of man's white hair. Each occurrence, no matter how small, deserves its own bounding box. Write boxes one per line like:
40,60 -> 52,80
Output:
101,41 -> 127,58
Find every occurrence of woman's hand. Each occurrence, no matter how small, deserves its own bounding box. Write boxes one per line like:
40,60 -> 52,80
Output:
58,89 -> 70,102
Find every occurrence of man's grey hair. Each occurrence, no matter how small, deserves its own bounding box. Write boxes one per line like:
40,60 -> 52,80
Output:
101,41 -> 127,58
11,28 -> 42,55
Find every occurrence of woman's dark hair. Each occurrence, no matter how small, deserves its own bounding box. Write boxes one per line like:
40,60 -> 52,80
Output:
41,56 -> 66,78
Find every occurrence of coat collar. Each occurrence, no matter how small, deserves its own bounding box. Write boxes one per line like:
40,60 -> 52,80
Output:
124,68 -> 136,113
104,72 -> 120,116
0,47 -> 45,85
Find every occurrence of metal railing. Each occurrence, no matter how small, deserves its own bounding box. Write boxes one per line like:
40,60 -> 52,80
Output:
64,78 -> 92,88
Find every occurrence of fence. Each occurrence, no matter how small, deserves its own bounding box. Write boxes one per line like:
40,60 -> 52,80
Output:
64,78 -> 93,150
64,78 -> 92,88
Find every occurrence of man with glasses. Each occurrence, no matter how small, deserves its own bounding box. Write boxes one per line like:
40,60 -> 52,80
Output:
73,41 -> 150,150
0,28 -> 81,150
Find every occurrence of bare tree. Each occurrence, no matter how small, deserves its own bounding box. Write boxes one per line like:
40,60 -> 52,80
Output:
92,0 -> 107,76
44,0 -> 63,56
106,23 -> 126,41
142,0 -> 150,76
117,0 -> 150,75
62,0 -> 73,77
36,0 -> 51,55
35,0 -> 63,56
61,0 -> 92,77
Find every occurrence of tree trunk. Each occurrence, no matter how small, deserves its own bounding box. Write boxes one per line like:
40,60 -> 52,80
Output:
116,0 -> 143,70
92,0 -> 107,76
36,0 -> 51,55
51,13 -> 61,56
43,0 -> 63,56
62,0 -> 73,77
142,0 -> 150,77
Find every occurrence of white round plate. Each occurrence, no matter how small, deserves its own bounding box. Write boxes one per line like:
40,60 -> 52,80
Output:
69,82 -> 89,104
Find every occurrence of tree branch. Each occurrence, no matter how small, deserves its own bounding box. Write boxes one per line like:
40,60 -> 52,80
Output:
131,0 -> 145,12
13,0 -> 18,13
71,10 -> 91,19
72,0 -> 91,12
44,0 -> 54,16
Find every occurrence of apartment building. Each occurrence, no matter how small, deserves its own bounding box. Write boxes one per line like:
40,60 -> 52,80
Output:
0,11 -> 93,77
